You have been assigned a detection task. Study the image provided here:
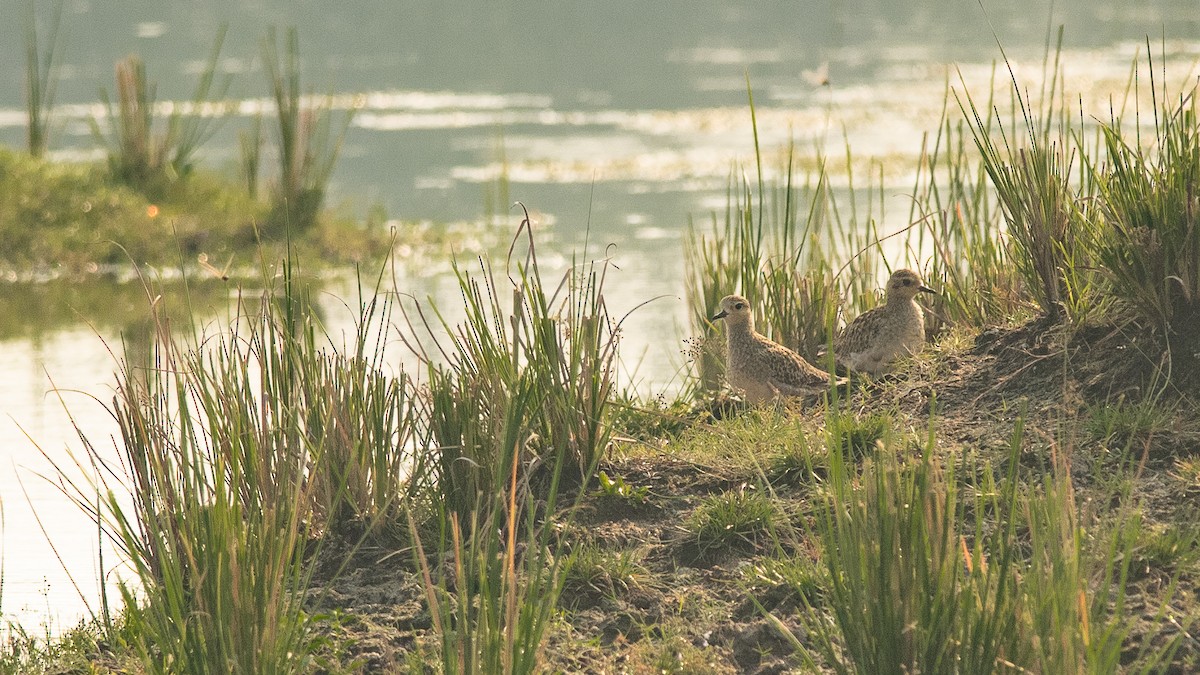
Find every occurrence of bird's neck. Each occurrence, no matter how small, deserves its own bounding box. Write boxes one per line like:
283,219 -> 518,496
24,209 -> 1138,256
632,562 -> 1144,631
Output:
726,320 -> 758,346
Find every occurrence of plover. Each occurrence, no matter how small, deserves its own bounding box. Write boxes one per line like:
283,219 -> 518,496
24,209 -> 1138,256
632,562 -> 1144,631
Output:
710,294 -> 834,403
834,268 -> 936,375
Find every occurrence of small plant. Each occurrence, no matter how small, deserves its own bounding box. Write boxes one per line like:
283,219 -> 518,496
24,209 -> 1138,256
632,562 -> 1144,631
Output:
561,543 -> 649,602
1171,456 -> 1200,486
828,411 -> 891,460
1085,392 -> 1174,450
262,27 -> 354,234
93,28 -> 231,195
23,0 -> 63,158
958,36 -> 1097,322
684,487 -> 777,557
626,631 -> 731,675
744,553 -> 827,609
608,391 -> 691,441
595,470 -> 651,504
1129,521 -> 1200,577
767,436 -> 827,486
1091,56 -> 1200,359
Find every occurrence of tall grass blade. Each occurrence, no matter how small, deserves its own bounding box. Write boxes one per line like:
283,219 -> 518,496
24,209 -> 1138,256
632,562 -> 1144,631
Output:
23,0 -> 63,158
262,27 -> 356,235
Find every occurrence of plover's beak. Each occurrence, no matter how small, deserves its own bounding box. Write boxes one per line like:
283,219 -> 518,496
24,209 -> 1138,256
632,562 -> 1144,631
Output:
710,309 -> 729,321
918,284 -> 938,295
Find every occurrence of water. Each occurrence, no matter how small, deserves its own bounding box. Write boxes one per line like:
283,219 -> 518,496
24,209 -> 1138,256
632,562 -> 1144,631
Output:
0,0 -> 1197,634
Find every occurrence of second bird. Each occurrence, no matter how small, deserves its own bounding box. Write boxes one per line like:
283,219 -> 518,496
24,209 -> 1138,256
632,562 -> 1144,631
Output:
834,268 -> 936,375
711,294 -> 835,403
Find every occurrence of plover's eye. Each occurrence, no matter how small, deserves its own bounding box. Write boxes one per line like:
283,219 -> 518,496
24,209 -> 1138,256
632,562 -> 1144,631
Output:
902,279 -> 912,286
735,302 -> 745,310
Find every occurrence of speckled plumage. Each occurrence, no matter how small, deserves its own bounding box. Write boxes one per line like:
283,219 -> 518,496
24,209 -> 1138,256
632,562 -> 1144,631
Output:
711,294 -> 834,403
835,268 -> 936,375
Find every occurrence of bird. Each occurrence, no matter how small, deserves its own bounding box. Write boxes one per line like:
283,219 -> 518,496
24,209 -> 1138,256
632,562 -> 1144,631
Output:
834,268 -> 936,375
801,61 -> 831,87
710,294 -> 836,404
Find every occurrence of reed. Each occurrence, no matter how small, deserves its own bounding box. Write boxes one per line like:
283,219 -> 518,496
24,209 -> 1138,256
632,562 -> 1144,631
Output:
403,210 -> 618,672
1090,54 -> 1200,361
414,206 -> 619,525
796,417 -> 1019,674
408,411 -> 567,674
303,292 -> 427,539
957,34 -> 1099,323
784,407 -> 1183,674
23,0 -> 63,158
262,27 -> 354,235
908,78 -> 1025,331
46,247 -> 438,671
67,277 -> 319,672
93,28 -> 231,196
239,113 -> 263,199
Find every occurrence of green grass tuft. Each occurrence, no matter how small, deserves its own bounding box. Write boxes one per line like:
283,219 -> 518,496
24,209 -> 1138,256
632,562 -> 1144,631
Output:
23,0 -> 63,158
561,543 -> 650,604
1091,56 -> 1200,359
685,487 -> 778,558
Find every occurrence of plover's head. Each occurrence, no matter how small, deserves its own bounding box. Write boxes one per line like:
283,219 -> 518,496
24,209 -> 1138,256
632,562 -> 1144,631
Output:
711,294 -> 754,327
885,269 -> 937,300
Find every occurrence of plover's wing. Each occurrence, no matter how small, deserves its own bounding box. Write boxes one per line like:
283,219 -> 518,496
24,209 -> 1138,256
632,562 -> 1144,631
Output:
835,305 -> 886,366
763,342 -> 830,394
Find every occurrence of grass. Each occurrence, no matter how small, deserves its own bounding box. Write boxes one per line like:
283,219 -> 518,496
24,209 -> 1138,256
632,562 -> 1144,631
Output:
767,440 -> 827,486
1085,391 -> 1177,450
0,618 -> 121,673
829,410 -> 893,460
742,553 -> 827,609
0,146 -> 391,272
560,543 -> 650,605
623,632 -> 735,675
93,29 -> 231,197
262,27 -> 355,236
1091,49 -> 1200,361
683,487 -> 779,559
23,0 -> 63,158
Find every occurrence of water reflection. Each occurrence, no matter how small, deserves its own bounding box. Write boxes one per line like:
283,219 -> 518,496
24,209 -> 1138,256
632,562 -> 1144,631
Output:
0,329 -> 125,634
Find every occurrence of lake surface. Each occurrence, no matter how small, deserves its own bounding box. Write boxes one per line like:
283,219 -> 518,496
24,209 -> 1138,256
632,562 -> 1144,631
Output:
0,0 -> 1197,634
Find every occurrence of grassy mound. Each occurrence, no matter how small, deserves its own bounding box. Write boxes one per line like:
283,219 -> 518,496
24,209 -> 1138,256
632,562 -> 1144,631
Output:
0,147 -> 391,275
